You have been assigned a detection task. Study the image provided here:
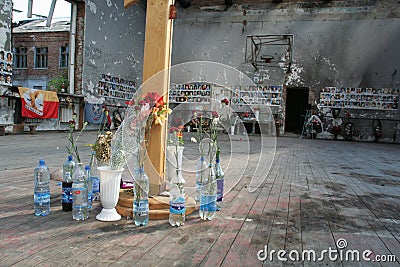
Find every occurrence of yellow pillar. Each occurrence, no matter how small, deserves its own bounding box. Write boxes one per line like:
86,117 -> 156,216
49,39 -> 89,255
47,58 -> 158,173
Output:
126,0 -> 174,194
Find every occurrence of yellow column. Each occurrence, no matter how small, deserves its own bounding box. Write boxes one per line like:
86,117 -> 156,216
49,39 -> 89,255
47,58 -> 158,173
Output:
141,0 -> 174,195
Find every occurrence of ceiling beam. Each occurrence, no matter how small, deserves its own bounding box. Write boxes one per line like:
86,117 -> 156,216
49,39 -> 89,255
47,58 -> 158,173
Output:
27,0 -> 33,18
46,0 -> 57,27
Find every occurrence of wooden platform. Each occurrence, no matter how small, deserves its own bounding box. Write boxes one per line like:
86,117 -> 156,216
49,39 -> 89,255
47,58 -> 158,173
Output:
0,131 -> 399,266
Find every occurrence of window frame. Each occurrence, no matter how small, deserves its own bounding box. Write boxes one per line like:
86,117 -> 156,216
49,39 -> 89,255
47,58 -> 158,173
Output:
13,47 -> 28,69
34,47 -> 48,69
59,44 -> 69,69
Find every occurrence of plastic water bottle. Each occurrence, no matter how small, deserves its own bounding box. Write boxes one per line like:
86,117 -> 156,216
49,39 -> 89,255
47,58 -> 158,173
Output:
215,149 -> 224,211
199,164 -> 217,220
62,155 -> 75,212
86,166 -> 93,210
72,163 -> 88,220
133,167 -> 149,226
169,168 -> 186,226
195,156 -> 208,202
34,159 -> 50,216
89,151 -> 100,201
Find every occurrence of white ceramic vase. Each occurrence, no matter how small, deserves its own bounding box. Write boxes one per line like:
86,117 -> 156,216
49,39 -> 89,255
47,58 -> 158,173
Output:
96,166 -> 124,221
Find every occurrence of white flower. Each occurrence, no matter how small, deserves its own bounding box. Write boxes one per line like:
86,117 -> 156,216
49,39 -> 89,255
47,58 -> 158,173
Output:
212,118 -> 219,126
191,137 -> 197,143
141,103 -> 150,113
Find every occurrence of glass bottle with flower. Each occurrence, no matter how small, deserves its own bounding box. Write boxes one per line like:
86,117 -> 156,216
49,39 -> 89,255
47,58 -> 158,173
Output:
198,111 -> 220,220
168,126 -> 186,226
66,113 -> 88,164
66,114 -> 90,220
122,92 -> 171,226
191,111 -> 208,202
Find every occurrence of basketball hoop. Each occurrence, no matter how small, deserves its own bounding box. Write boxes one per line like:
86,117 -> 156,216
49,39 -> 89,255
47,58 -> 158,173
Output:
261,55 -> 274,63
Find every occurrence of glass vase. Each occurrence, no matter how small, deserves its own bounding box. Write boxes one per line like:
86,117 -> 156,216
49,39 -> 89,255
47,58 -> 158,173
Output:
166,145 -> 184,181
199,164 -> 217,220
133,166 -> 149,226
169,168 -> 186,227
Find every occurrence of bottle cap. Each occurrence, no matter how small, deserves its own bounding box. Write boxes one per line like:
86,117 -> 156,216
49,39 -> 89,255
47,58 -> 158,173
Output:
85,166 -> 90,170
68,155 -> 73,161
39,159 -> 45,165
216,159 -> 220,163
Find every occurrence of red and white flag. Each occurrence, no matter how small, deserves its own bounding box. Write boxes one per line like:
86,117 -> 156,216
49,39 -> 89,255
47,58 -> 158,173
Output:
18,87 -> 59,119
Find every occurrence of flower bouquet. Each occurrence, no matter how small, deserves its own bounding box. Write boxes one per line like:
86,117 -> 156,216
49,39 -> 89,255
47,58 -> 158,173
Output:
117,92 -> 170,225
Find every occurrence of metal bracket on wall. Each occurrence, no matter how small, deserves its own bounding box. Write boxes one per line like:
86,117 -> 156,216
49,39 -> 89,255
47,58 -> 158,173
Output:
245,34 -> 293,72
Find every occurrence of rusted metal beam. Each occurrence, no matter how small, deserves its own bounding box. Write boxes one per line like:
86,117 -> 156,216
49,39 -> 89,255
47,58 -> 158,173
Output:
124,0 -> 140,9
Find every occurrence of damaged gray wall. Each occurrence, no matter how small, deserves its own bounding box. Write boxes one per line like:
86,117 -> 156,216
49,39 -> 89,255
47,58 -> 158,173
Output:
0,0 -> 12,51
172,1 -> 400,90
0,0 -> 13,125
171,1 -> 400,139
82,0 -> 146,105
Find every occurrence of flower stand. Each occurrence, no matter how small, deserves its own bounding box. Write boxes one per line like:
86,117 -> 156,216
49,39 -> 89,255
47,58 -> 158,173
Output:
116,192 -> 197,220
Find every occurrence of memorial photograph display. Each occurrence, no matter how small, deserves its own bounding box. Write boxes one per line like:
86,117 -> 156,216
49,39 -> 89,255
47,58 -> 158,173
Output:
230,85 -> 283,106
169,83 -> 212,103
0,50 -> 13,87
319,87 -> 399,110
97,74 -> 137,101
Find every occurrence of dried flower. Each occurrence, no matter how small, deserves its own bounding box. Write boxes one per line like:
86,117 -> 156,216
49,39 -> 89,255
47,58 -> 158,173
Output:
93,131 -> 113,165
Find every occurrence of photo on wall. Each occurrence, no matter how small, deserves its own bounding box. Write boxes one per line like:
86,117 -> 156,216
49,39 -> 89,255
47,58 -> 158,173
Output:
0,50 -> 13,87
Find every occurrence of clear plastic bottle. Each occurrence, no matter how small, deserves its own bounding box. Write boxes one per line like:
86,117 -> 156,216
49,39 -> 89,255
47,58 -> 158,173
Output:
34,159 -> 50,216
89,151 -> 100,201
169,168 -> 186,226
86,166 -> 93,210
133,167 -> 149,226
195,156 -> 208,202
215,149 -> 224,211
72,163 -> 88,220
62,155 -> 75,212
199,163 -> 217,220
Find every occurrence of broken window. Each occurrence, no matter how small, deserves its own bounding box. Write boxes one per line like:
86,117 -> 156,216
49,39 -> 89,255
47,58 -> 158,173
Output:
60,44 -> 69,69
14,47 -> 28,69
34,47 -> 48,69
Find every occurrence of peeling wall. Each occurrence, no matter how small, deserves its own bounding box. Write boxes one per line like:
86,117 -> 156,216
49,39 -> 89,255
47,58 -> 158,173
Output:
0,0 -> 12,51
82,0 -> 146,105
171,1 -> 400,137
0,0 -> 12,125
172,2 -> 400,90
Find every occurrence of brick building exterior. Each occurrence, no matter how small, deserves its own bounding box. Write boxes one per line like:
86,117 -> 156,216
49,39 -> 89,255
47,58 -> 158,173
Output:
12,19 -> 70,90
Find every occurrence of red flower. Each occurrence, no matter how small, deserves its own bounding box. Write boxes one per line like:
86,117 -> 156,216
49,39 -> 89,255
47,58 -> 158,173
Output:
221,98 -> 229,105
211,111 -> 219,118
144,92 -> 161,106
169,126 -> 180,133
126,99 -> 135,106
155,97 -> 164,108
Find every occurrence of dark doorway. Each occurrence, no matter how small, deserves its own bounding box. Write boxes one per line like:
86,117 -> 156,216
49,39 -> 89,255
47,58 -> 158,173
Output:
285,87 -> 309,134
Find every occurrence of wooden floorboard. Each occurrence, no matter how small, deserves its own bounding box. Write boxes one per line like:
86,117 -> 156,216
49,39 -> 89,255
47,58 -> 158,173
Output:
1,133 -> 399,266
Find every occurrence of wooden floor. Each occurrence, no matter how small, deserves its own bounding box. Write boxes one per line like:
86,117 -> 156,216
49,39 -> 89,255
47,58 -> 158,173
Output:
0,132 -> 399,266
